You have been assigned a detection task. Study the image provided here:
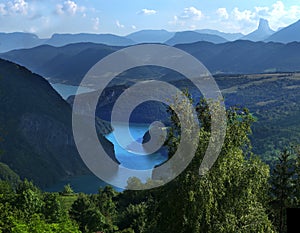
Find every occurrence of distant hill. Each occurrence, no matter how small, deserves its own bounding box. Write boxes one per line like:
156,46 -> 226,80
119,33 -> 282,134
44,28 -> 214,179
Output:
2,41 -> 300,86
0,43 -> 119,85
242,19 -> 275,42
266,19 -> 300,43
196,29 -> 243,41
0,32 -> 134,53
0,59 -> 116,187
176,40 -> 300,74
46,33 -> 135,47
165,31 -> 228,45
126,29 -> 175,43
0,32 -> 45,53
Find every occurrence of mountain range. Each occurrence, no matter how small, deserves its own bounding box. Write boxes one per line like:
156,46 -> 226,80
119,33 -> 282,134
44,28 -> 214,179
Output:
1,18 -> 300,53
126,29 -> 175,43
46,33 -> 135,47
2,40 -> 300,87
195,29 -> 243,41
1,17 -> 300,188
0,43 -> 119,84
242,18 -> 275,42
0,32 -> 45,53
165,31 -> 228,45
266,19 -> 300,43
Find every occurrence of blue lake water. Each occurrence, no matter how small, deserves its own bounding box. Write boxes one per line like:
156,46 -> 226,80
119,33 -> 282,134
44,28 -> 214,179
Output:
106,123 -> 168,170
45,83 -> 168,193
50,83 -> 94,100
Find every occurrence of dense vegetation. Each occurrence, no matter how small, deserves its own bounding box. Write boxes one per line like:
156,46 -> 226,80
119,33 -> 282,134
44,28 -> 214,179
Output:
214,73 -> 300,161
173,72 -> 300,162
1,95 -> 299,233
0,58 -> 117,187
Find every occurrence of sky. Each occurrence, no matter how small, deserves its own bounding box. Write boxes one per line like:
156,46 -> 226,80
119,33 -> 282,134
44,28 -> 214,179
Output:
0,0 -> 300,38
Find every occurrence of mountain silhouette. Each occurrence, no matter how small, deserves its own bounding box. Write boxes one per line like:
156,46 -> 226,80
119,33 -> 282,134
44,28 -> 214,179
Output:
242,18 -> 275,41
165,31 -> 228,45
266,19 -> 300,43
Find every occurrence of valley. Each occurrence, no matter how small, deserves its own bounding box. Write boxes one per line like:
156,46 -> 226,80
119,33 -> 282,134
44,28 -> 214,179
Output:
1,1 -> 300,231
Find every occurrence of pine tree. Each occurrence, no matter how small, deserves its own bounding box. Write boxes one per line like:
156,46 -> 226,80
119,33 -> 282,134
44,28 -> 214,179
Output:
270,149 -> 295,233
293,146 -> 300,206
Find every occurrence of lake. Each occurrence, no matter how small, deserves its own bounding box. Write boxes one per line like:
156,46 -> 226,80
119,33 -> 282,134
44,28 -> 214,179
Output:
106,123 -> 168,170
46,83 -> 168,193
50,83 -> 94,100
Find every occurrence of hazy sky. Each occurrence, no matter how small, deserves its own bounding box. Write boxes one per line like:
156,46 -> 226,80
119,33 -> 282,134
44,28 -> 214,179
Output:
0,0 -> 300,38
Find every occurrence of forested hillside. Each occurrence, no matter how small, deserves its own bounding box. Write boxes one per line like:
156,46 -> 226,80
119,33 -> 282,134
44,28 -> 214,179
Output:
0,59 -> 115,187
1,95 -> 299,232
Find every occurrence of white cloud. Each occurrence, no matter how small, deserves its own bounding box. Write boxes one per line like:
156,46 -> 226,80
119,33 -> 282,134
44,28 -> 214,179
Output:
266,1 -> 300,22
253,1 -> 300,29
65,0 -> 78,15
0,0 -> 36,16
131,25 -> 136,30
8,0 -> 28,15
0,3 -> 7,15
116,20 -> 124,28
216,8 -> 229,20
213,1 -> 300,34
169,6 -> 203,28
254,6 -> 269,17
180,6 -> 203,20
55,0 -> 85,16
55,4 -> 64,15
270,1 -> 286,19
168,15 -> 184,26
289,5 -> 300,20
92,17 -> 99,30
138,8 -> 157,15
232,7 -> 256,22
0,0 -> 30,16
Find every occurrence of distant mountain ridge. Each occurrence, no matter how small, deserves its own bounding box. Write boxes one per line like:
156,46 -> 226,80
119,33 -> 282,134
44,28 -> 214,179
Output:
45,33 -> 135,47
2,40 -> 300,86
126,29 -> 175,43
176,40 -> 300,74
266,19 -> 300,43
196,29 -> 243,41
0,43 -> 119,84
0,32 -> 45,53
0,32 -> 134,53
242,18 -> 275,41
1,18 -> 300,53
165,31 -> 228,45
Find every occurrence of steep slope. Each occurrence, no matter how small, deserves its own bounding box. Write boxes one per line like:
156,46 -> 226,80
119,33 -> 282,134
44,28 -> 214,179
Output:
46,33 -> 135,47
242,19 -> 275,41
126,30 -> 175,43
0,59 -> 116,187
165,31 -> 228,45
0,162 -> 20,187
266,19 -> 300,43
196,29 -> 243,41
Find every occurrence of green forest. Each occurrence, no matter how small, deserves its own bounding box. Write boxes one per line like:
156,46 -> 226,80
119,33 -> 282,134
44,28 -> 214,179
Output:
1,97 -> 300,233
